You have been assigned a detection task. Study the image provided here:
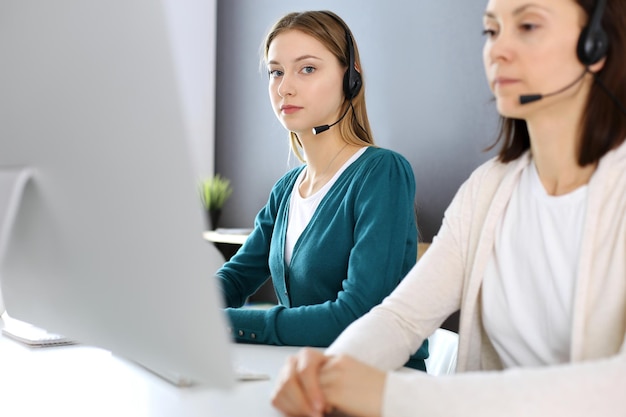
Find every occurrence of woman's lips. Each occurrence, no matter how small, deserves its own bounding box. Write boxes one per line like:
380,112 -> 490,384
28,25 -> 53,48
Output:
280,105 -> 302,115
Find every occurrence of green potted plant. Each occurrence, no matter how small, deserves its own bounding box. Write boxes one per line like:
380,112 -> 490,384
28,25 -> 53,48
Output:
199,174 -> 233,230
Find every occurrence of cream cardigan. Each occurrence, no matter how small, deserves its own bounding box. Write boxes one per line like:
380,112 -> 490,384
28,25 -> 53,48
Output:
327,141 -> 626,416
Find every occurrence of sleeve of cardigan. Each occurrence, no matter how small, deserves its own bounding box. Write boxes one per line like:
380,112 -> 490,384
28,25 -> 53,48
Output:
381,349 -> 626,417
325,169 -> 472,368
225,151 -> 422,350
216,171 -> 295,307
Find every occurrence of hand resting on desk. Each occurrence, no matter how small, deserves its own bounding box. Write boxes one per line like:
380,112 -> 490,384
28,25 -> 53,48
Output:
271,347 -> 385,417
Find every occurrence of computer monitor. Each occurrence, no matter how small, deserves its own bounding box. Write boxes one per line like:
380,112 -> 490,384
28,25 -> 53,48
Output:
0,1 -> 234,388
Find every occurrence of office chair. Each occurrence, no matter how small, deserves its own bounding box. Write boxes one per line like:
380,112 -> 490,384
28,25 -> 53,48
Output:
424,328 -> 458,376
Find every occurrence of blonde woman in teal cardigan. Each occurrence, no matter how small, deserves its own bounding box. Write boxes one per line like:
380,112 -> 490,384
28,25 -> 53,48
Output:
216,11 -> 428,370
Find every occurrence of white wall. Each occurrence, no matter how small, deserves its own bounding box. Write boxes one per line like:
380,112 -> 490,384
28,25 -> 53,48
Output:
163,0 -> 217,178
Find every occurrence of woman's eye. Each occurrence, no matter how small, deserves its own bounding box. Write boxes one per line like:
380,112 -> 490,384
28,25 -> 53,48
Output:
301,66 -> 315,74
482,28 -> 497,38
268,69 -> 283,78
520,23 -> 538,32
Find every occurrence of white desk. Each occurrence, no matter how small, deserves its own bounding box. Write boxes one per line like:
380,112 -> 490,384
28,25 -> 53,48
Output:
0,330 -> 299,417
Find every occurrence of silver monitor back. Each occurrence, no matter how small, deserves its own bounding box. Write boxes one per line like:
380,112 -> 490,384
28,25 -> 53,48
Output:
0,0 -> 233,388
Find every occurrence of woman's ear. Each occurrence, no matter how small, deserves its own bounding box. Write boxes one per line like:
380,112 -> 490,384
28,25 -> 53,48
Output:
588,56 -> 606,73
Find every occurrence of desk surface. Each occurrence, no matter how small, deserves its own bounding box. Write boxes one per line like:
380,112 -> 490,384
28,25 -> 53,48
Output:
203,229 -> 251,245
0,329 -> 299,417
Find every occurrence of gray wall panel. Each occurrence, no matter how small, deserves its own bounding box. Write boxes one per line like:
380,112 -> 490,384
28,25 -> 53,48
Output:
216,1 -> 498,241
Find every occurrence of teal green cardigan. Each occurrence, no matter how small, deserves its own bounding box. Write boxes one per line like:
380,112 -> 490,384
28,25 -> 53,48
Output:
217,147 -> 428,369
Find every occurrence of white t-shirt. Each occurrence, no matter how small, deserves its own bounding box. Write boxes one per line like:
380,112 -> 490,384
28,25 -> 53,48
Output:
284,147 -> 367,265
482,160 -> 588,367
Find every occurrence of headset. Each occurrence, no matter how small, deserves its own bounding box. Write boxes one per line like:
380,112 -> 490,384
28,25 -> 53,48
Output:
576,0 -> 609,66
576,0 -> 626,116
320,11 -> 362,100
520,0 -> 613,105
311,11 -> 365,135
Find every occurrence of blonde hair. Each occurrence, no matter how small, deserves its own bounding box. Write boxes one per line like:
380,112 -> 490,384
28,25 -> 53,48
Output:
262,10 -> 375,162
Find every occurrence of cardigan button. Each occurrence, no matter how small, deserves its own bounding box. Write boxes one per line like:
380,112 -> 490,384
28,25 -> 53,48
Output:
251,333 -> 256,339
238,330 -> 244,337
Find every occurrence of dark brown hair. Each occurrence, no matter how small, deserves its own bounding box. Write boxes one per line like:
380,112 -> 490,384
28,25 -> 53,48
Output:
491,0 -> 626,166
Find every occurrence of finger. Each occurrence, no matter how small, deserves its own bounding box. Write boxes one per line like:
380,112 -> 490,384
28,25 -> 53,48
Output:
296,348 -> 327,414
320,355 -> 387,417
271,355 -> 320,417
318,355 -> 354,409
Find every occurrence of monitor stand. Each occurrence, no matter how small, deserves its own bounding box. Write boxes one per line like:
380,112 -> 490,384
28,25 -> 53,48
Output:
0,167 -> 33,315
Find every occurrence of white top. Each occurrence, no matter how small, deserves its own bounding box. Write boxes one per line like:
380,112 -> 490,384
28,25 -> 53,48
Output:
285,147 -> 366,264
482,161 -> 587,367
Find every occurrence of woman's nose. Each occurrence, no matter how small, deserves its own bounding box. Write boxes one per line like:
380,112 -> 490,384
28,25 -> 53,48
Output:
485,31 -> 513,64
277,74 -> 295,97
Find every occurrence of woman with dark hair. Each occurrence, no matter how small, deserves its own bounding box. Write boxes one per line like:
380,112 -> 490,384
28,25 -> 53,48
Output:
272,1 -> 626,416
216,11 -> 427,370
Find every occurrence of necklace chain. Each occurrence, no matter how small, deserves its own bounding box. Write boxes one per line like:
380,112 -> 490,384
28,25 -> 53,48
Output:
318,142 -> 348,178
301,143 -> 349,196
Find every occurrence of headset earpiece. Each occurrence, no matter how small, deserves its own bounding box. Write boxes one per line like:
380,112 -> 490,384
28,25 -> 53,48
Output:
343,30 -> 362,100
576,0 -> 609,66
320,11 -> 362,100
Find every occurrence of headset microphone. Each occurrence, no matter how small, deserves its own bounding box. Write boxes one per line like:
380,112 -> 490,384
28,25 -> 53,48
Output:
519,70 -> 588,105
312,105 -> 351,135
